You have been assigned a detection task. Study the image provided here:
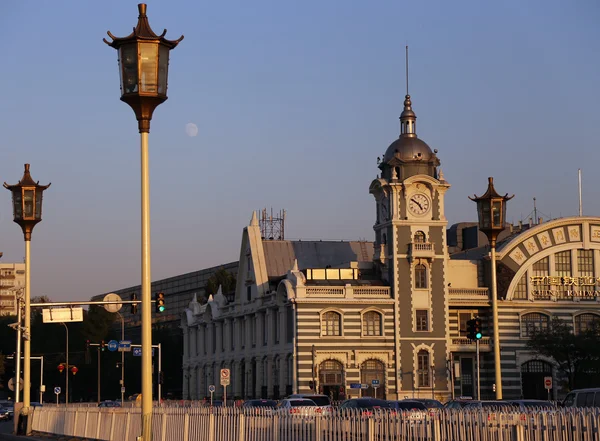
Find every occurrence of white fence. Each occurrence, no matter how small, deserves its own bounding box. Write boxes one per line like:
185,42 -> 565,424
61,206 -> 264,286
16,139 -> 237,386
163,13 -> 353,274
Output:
31,407 -> 600,441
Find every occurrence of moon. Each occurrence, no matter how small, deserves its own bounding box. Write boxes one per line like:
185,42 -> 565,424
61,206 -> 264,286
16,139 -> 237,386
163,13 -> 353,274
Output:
185,123 -> 198,137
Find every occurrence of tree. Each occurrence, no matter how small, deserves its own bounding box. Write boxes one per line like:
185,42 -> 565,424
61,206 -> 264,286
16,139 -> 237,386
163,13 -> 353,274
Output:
205,268 -> 236,302
526,316 -> 600,390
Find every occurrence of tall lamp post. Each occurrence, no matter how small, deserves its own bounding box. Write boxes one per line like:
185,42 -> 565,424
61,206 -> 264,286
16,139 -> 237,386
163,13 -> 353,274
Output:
104,5 -> 183,440
470,177 -> 513,399
4,164 -> 50,433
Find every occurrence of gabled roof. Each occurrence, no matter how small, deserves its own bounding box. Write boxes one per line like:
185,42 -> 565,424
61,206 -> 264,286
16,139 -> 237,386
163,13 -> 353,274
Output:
262,240 -> 374,278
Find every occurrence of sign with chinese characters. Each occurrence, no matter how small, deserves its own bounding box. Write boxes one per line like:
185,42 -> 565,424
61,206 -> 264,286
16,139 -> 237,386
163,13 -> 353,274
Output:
530,275 -> 600,299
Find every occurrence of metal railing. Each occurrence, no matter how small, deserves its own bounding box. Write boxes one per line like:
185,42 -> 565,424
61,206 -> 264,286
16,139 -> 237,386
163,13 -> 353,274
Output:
30,406 -> 600,441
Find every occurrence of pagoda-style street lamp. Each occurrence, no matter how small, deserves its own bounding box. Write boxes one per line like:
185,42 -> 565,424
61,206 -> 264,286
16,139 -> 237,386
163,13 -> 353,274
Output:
4,164 -> 50,429
104,5 -> 182,439
470,177 -> 513,400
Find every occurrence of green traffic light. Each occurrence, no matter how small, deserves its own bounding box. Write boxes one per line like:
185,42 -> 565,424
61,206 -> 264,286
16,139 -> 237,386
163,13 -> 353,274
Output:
158,305 -> 165,312
476,332 -> 482,339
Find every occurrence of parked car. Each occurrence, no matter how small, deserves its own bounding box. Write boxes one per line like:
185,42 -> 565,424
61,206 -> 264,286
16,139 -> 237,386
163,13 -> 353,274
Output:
508,400 -> 556,411
98,400 -> 121,408
338,398 -> 390,416
463,400 -> 516,411
287,394 -> 332,414
276,398 -> 319,416
562,388 -> 600,408
387,400 -> 427,411
0,406 -> 10,421
443,399 -> 474,410
407,398 -> 443,409
242,399 -> 277,415
0,401 -> 14,420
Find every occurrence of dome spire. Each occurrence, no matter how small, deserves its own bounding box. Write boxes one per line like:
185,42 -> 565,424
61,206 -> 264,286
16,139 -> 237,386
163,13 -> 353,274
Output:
400,45 -> 417,137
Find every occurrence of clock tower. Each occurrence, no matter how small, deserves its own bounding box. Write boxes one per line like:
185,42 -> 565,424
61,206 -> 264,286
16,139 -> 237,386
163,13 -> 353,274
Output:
370,91 -> 451,399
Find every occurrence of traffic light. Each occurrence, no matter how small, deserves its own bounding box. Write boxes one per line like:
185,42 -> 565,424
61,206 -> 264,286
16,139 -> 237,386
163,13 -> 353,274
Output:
155,292 -> 165,313
467,317 -> 483,340
131,293 -> 138,315
100,340 -> 106,351
85,339 -> 90,350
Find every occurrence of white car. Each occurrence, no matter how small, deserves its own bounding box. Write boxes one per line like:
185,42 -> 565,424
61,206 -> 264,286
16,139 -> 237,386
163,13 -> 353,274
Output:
286,394 -> 333,415
276,398 -> 320,416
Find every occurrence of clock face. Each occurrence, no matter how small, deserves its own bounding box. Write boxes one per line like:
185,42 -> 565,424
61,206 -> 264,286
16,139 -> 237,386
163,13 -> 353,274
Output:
409,193 -> 430,215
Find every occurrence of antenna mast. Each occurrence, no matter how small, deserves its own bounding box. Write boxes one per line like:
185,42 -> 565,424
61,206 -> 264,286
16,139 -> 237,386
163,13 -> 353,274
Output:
405,45 -> 409,95
533,197 -> 538,225
578,169 -> 583,216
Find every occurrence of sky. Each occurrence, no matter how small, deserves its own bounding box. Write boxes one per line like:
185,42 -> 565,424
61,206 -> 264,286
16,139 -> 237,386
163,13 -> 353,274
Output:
0,0 -> 598,302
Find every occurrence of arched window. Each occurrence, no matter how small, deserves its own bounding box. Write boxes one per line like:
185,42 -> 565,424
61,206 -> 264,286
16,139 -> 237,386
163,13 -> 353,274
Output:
417,350 -> 430,387
322,311 -> 342,336
414,231 -> 426,243
575,313 -> 600,335
362,311 -> 383,336
415,264 -> 427,289
521,313 -> 550,337
361,360 -> 386,399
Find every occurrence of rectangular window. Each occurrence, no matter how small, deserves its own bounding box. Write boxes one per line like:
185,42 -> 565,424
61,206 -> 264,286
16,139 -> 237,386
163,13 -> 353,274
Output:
251,316 -> 256,347
532,257 -> 550,299
417,351 -> 430,387
273,310 -> 280,344
578,250 -> 594,277
246,286 -> 252,302
513,274 -> 528,299
230,320 -> 235,350
415,265 -> 428,289
416,310 -> 429,332
555,251 -> 572,296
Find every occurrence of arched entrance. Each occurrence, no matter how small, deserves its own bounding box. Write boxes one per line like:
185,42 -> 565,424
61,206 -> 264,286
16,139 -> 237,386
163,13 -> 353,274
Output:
319,360 -> 344,401
521,360 -> 552,399
360,360 -> 386,399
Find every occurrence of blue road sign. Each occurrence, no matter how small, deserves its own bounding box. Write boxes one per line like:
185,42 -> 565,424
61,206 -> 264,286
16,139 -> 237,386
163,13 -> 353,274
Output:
350,383 -> 362,389
107,340 -> 119,352
132,347 -> 155,357
54,387 -> 61,395
371,379 -> 380,386
118,340 -> 132,352
208,385 -> 216,393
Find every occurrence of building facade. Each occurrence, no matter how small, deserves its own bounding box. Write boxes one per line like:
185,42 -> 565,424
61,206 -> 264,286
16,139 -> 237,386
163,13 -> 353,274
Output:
182,92 -> 600,401
0,263 -> 25,316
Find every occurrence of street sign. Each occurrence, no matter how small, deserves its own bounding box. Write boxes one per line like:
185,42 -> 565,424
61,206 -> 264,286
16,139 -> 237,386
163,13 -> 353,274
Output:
107,340 -> 119,352
208,385 -> 216,393
350,383 -> 362,389
54,386 -> 61,395
121,387 -> 126,394
220,368 -> 230,386
42,307 -> 84,323
132,347 -> 154,356
544,376 -> 553,390
360,384 -> 369,389
371,379 -> 380,387
8,377 -> 23,392
118,340 -> 132,352
103,293 -> 123,313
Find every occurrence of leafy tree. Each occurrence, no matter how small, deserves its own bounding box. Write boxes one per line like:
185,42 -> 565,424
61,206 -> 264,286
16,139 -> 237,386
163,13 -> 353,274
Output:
205,267 -> 236,303
527,316 -> 600,390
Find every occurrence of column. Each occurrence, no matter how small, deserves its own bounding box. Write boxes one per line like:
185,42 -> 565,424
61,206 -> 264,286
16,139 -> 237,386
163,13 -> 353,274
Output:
256,357 -> 264,398
266,309 -> 274,345
197,365 -> 203,400
279,306 -> 286,346
281,353 -> 289,396
183,326 -> 190,363
266,356 -> 274,398
216,322 -> 223,354
183,368 -> 190,400
190,325 -> 197,361
258,313 -> 265,347
190,366 -> 197,400
197,325 -> 204,357
233,360 -> 242,399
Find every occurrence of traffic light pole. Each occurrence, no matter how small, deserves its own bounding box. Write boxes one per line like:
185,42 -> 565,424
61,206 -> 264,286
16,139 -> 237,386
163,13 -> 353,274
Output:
476,339 -> 480,400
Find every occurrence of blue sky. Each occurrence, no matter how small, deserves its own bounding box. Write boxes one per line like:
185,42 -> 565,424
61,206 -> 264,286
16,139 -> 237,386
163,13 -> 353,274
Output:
0,0 -> 598,301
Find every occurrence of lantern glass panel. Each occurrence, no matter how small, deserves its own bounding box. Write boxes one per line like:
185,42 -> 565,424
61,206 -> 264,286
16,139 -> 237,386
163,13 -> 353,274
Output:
23,189 -> 34,219
12,191 -> 22,220
157,44 -> 169,95
139,43 -> 158,93
479,201 -> 491,229
119,44 -> 139,94
492,200 -> 502,228
35,191 -> 43,220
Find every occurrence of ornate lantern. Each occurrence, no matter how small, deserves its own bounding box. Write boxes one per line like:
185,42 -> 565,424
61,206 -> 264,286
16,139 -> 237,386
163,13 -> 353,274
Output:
469,177 -> 514,246
58,364 -> 65,374
71,366 -> 78,376
103,3 -> 183,133
3,164 -> 51,241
